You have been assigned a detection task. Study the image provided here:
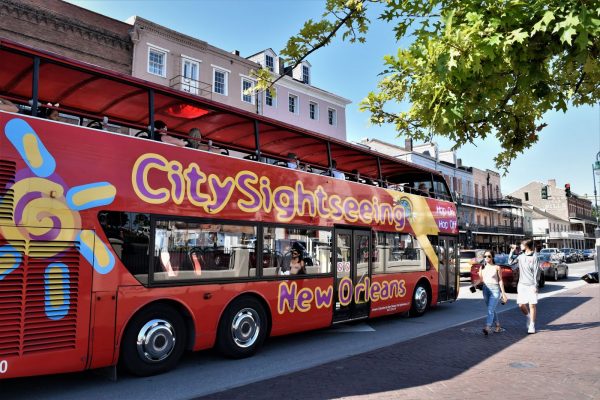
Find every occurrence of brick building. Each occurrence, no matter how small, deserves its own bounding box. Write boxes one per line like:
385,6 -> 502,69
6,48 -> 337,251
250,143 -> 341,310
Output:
0,0 -> 132,74
510,179 -> 597,249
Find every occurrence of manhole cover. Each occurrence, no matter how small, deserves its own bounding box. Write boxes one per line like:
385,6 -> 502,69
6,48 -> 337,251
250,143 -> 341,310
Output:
509,361 -> 538,369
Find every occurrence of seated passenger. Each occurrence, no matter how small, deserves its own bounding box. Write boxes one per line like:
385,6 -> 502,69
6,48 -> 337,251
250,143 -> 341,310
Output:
331,160 -> 346,180
187,128 -> 221,153
284,248 -> 306,275
154,120 -> 187,147
0,97 -> 19,113
418,183 -> 431,197
287,152 -> 300,169
44,102 -> 61,121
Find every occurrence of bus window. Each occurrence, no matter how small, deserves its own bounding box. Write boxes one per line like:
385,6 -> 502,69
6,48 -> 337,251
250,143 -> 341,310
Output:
375,232 -> 425,273
433,175 -> 453,201
99,211 -> 150,284
153,220 -> 257,281
262,226 -> 331,276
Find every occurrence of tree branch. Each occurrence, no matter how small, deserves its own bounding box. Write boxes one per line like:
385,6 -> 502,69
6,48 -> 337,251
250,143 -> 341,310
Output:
267,7 -> 362,89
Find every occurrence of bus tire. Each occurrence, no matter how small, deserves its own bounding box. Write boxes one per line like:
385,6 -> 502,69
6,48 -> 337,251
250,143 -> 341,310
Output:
120,304 -> 186,376
216,296 -> 267,359
409,282 -> 429,317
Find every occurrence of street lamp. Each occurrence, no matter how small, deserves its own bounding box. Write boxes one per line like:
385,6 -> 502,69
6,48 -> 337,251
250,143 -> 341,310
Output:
594,153 -> 600,223
594,151 -> 600,274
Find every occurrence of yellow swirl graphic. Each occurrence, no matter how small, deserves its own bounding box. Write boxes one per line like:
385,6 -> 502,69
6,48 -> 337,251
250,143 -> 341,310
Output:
0,178 -> 81,257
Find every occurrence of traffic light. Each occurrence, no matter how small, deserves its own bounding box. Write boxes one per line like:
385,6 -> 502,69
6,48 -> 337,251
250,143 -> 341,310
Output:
541,185 -> 548,199
565,183 -> 571,197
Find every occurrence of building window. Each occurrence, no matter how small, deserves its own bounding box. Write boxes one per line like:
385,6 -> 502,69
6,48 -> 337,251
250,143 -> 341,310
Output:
241,78 -> 255,104
309,101 -> 318,120
213,68 -> 228,95
328,108 -> 337,126
288,94 -> 298,114
148,47 -> 167,77
265,88 -> 275,107
302,65 -> 310,84
524,192 -> 529,201
265,54 -> 274,72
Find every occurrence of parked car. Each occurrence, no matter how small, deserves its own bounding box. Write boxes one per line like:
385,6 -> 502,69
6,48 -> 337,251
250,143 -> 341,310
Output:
560,248 -> 579,263
583,249 -> 596,260
470,254 -> 545,292
540,247 -> 565,262
459,249 -> 485,277
575,249 -> 584,262
537,253 -> 568,281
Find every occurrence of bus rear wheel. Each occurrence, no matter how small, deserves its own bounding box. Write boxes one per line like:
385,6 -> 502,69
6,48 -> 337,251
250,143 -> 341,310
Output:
217,296 -> 267,359
409,282 -> 429,317
120,304 -> 186,376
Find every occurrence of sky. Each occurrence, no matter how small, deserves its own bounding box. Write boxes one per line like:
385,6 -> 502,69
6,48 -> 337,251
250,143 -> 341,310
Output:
69,0 -> 600,201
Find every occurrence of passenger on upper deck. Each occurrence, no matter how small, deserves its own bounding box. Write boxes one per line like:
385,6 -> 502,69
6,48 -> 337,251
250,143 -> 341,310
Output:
187,128 -> 220,153
154,120 -> 187,147
330,160 -> 346,180
287,153 -> 300,170
418,183 -> 431,197
0,97 -> 19,113
44,103 -> 60,121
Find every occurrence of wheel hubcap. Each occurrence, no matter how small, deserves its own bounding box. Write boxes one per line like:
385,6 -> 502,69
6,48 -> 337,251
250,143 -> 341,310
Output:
231,308 -> 260,348
414,286 -> 428,313
136,319 -> 176,363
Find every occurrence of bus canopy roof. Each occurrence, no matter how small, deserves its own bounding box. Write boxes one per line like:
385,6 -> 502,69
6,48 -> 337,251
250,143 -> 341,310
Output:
0,38 -> 441,181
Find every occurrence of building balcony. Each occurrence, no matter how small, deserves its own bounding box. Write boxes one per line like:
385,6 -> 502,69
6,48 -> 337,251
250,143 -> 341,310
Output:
459,224 -> 524,235
458,195 -> 491,207
547,230 -> 585,240
568,211 -> 597,224
169,75 -> 212,99
488,196 -> 522,207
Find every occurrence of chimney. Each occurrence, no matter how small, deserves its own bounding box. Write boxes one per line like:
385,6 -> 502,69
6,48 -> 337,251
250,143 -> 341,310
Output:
232,50 -> 240,56
457,158 -> 462,168
548,179 -> 556,187
404,138 -> 413,151
278,59 -> 285,75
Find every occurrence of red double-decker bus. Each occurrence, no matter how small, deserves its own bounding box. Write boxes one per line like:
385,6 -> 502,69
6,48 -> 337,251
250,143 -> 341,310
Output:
0,39 -> 458,379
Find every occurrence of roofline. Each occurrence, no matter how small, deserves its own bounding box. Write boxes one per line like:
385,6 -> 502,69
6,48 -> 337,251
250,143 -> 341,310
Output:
0,37 -> 441,178
131,16 -> 259,68
246,48 -> 276,59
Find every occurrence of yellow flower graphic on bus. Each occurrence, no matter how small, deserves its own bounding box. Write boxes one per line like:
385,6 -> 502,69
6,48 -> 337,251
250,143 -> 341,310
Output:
0,118 -> 117,320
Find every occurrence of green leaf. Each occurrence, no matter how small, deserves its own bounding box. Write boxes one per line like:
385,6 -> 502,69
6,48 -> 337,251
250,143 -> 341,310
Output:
560,27 -> 577,44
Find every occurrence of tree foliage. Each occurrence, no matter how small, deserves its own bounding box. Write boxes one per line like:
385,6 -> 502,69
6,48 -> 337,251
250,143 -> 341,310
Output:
271,0 -> 600,170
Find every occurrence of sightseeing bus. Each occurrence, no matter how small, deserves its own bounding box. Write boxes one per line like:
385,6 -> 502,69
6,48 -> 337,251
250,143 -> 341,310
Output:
0,39 -> 458,379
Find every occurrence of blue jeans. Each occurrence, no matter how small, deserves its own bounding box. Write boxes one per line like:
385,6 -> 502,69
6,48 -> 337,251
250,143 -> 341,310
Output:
483,284 -> 501,327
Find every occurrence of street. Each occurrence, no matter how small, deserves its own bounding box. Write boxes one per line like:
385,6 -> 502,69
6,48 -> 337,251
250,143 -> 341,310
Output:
1,260 -> 597,400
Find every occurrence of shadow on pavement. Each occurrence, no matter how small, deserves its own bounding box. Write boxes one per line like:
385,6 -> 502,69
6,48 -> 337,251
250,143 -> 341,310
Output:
198,294 -> 594,400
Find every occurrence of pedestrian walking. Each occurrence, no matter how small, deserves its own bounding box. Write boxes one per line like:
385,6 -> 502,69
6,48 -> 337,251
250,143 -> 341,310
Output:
509,239 -> 540,334
474,250 -> 508,335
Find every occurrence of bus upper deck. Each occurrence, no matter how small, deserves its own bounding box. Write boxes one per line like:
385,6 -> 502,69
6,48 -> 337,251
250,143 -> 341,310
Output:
0,38 -> 454,200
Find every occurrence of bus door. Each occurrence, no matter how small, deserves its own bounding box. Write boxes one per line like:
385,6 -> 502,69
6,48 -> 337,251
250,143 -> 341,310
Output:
438,236 -> 458,301
333,229 -> 372,322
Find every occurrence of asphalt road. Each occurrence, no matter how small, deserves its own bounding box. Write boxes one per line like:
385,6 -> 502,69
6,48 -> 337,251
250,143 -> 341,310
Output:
1,260 -> 596,400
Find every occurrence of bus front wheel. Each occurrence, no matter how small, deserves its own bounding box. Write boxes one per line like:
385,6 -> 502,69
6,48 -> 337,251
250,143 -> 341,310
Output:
409,282 -> 429,317
217,296 -> 267,359
120,304 -> 187,376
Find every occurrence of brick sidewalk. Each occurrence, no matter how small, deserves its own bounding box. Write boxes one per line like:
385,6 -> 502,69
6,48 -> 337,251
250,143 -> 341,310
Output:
198,285 -> 600,400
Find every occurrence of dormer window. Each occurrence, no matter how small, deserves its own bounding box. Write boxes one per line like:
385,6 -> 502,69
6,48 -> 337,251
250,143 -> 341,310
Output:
265,54 -> 274,72
302,65 -> 310,84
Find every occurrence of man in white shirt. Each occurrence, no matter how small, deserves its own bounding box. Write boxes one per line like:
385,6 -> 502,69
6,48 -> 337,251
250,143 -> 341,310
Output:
331,160 -> 345,180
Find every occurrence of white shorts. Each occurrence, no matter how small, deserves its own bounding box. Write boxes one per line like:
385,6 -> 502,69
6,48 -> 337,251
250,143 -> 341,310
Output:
517,284 -> 538,305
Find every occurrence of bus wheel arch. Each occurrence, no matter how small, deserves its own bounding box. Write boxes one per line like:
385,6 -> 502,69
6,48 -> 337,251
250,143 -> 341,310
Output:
409,278 -> 431,317
119,300 -> 194,376
216,293 -> 271,359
